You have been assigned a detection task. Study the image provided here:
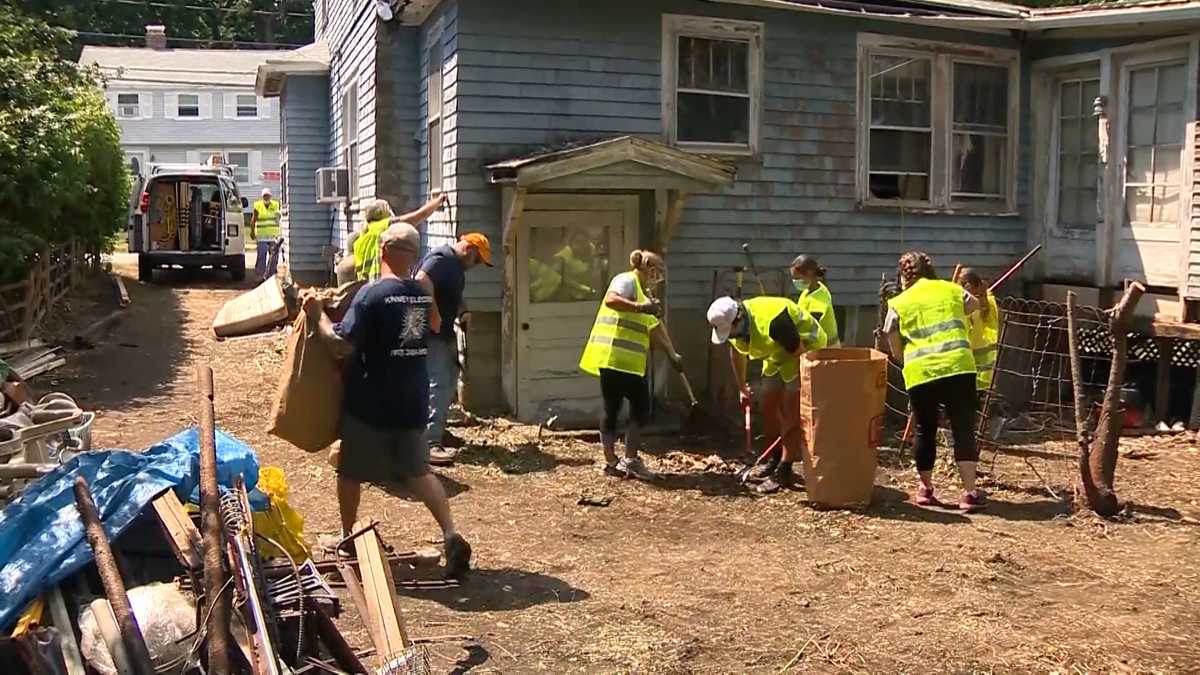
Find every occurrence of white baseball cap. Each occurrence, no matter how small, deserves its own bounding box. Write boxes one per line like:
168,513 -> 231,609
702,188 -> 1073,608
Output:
707,296 -> 740,344
261,187 -> 271,197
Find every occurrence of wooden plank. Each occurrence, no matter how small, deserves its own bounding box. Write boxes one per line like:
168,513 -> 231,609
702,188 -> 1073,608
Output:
0,338 -> 45,355
350,521 -> 412,662
151,490 -> 203,571
46,587 -> 87,675
112,274 -> 130,308
335,559 -> 382,652
1148,320 -> 1200,340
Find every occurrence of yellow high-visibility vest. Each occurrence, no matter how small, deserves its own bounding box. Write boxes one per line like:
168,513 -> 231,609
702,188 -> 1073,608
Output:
797,281 -> 840,348
579,272 -> 660,377
529,257 -> 563,303
730,296 -> 826,383
252,199 -> 281,240
887,278 -> 976,390
968,293 -> 1000,391
353,218 -> 390,281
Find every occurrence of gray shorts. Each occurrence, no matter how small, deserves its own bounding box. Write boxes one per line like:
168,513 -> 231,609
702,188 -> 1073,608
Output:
337,414 -> 430,484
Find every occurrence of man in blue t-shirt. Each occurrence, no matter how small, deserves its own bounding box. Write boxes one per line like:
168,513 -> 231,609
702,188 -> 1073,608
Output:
415,232 -> 492,466
304,223 -> 471,579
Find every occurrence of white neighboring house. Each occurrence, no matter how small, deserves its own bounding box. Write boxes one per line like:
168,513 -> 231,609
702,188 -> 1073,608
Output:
80,26 -> 287,202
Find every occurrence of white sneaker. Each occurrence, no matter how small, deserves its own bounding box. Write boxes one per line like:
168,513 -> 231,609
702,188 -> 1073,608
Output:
616,456 -> 655,481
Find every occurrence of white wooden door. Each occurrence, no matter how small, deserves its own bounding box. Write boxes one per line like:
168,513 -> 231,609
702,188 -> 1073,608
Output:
515,195 -> 638,424
1044,67 -> 1102,283
1114,49 -> 1195,286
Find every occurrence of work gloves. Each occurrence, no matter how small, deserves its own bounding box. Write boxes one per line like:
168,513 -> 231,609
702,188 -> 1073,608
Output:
635,299 -> 663,317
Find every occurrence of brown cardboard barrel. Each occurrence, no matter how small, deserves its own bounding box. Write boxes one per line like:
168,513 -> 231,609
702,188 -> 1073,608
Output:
799,348 -> 888,508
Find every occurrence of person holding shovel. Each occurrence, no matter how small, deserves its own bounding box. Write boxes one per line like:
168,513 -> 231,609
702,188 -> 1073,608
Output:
579,250 -> 683,481
957,267 -> 1000,395
884,251 -> 984,511
707,295 -> 827,494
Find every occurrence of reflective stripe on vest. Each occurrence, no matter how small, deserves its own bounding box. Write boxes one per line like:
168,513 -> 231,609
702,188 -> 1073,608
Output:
253,199 -> 281,239
579,272 -> 660,377
353,218 -> 390,281
888,278 -> 976,390
968,293 -> 1000,391
731,296 -> 827,383
798,281 -> 840,348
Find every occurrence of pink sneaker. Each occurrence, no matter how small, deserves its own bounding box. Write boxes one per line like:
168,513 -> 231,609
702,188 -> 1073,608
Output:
959,489 -> 987,512
914,484 -> 939,507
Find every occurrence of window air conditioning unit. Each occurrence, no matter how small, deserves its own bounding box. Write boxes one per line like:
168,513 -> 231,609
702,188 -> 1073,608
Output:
119,104 -> 139,118
316,167 -> 349,204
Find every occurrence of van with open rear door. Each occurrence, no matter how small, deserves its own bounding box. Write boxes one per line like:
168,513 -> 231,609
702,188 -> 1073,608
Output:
127,153 -> 247,282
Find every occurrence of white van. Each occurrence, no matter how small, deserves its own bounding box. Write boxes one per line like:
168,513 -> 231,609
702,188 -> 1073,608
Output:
127,156 -> 247,282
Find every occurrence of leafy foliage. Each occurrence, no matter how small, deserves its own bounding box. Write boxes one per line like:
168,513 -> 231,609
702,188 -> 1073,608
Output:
0,3 -> 130,283
15,0 -> 314,52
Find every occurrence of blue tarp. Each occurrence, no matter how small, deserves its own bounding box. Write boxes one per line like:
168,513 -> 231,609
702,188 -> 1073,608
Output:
0,427 -> 261,631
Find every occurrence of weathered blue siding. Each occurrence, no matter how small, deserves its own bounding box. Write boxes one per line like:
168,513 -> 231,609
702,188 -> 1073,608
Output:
446,0 -> 1028,312
280,75 -> 332,276
376,24 -> 422,218
320,0 -> 380,248
418,0 -> 460,251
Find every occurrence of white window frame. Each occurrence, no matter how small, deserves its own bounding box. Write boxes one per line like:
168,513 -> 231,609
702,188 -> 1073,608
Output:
426,20 -> 446,195
176,92 -> 202,119
661,14 -> 764,157
856,33 -> 1020,214
115,92 -> 143,120
341,80 -> 360,205
234,93 -> 261,119
1043,63 -> 1103,236
225,149 -> 253,184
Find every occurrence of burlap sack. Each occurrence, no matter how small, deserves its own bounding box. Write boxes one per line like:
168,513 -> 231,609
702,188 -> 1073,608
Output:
268,313 -> 342,452
799,348 -> 888,509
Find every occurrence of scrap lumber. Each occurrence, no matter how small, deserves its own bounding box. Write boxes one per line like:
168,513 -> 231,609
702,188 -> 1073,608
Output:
150,490 -> 203,571
45,587 -> 86,675
0,338 -> 44,356
197,366 -> 232,673
348,520 -> 425,673
89,599 -> 133,675
0,463 -> 55,480
110,274 -> 131,308
73,477 -> 155,675
312,607 -> 368,674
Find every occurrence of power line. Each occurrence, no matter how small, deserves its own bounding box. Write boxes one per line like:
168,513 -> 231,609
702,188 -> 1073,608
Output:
96,0 -> 314,19
70,29 -> 305,48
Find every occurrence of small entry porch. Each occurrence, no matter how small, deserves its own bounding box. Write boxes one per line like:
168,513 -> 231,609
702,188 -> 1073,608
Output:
486,136 -> 735,425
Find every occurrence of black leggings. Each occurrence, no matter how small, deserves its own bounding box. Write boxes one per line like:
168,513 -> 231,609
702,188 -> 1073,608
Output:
909,373 -> 978,472
599,368 -> 650,433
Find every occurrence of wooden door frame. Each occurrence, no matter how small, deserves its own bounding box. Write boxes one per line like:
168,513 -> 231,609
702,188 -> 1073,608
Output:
502,192 -> 639,420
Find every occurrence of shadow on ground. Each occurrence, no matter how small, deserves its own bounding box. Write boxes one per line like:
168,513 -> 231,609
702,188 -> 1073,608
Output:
377,471 -> 471,500
456,443 -> 592,475
399,567 -> 590,612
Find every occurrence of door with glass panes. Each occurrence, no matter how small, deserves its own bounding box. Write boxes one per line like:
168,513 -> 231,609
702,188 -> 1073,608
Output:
514,195 -> 638,424
1115,50 -> 1193,287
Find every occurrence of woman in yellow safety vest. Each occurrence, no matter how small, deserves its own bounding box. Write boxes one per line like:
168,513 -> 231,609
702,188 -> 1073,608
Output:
579,250 -> 682,481
352,195 -> 447,280
707,294 -> 827,494
957,268 -> 1000,396
884,251 -> 985,512
791,254 -> 840,348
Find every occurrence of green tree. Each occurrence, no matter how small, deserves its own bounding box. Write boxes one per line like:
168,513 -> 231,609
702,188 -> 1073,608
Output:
14,0 -> 313,53
0,2 -> 130,282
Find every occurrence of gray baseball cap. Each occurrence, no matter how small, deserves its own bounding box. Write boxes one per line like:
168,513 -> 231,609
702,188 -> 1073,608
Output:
379,223 -> 420,253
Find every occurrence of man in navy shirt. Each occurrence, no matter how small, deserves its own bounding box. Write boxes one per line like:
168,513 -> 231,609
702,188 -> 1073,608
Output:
415,232 -> 492,465
304,223 -> 471,579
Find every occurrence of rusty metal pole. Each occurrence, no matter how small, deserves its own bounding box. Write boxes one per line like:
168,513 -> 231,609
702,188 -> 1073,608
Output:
198,366 -> 231,672
73,477 -> 155,675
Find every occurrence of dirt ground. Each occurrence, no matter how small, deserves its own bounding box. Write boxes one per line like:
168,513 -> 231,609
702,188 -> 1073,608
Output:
29,263 -> 1200,674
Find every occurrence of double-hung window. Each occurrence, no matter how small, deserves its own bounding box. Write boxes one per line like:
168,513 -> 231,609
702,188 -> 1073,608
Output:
858,35 -> 1019,212
427,34 -> 444,194
662,15 -> 763,155
341,81 -> 359,219
227,151 -> 251,184
116,93 -> 141,119
236,94 -> 259,118
177,93 -> 200,118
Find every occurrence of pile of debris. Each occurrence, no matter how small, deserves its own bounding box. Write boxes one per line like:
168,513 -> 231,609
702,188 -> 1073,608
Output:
1,340 -> 65,381
0,366 -> 456,674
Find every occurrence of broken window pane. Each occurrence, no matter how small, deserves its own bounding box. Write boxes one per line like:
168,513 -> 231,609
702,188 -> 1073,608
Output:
678,92 -> 750,144
868,129 -> 930,201
952,133 -> 1007,198
528,225 -> 611,304
869,55 -> 931,128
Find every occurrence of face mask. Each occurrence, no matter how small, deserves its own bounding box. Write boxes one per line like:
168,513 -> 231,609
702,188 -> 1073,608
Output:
792,279 -> 805,292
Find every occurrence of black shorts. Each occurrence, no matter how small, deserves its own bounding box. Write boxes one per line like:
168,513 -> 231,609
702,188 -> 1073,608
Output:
599,368 -> 650,432
337,414 -> 430,483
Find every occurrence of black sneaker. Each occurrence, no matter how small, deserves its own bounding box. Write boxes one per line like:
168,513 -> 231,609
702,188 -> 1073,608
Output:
443,534 -> 472,580
744,458 -> 780,484
755,464 -> 796,495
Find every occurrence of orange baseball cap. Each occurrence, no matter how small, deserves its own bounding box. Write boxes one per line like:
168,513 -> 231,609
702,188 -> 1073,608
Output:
460,232 -> 493,266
